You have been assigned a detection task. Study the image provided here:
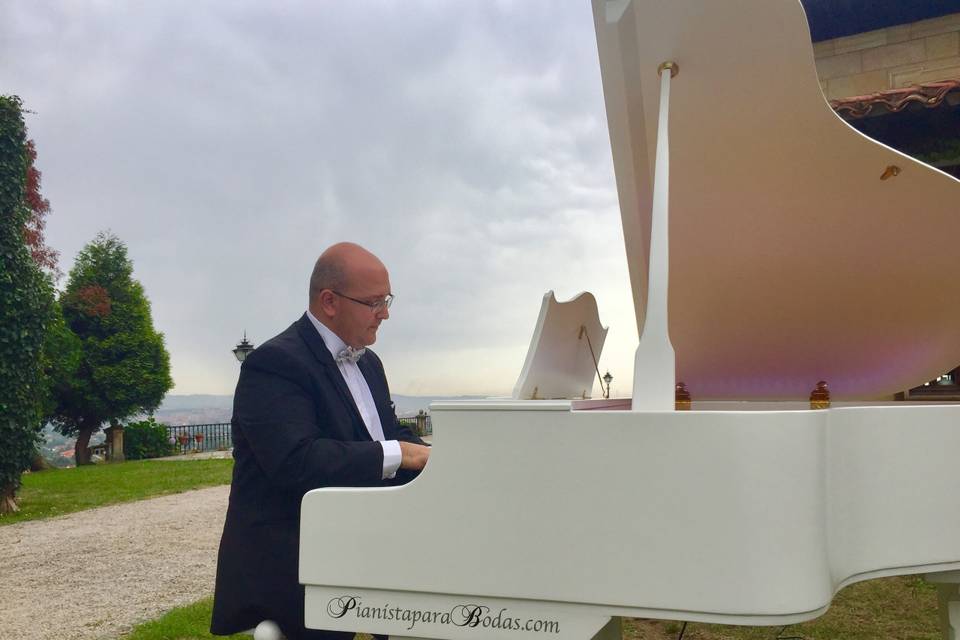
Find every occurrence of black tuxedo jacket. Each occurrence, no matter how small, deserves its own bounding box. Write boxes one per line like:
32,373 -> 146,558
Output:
211,314 -> 423,638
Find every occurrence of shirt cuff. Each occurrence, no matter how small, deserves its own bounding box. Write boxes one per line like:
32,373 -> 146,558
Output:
381,440 -> 402,480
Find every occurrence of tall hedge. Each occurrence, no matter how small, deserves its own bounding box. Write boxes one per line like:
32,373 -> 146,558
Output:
0,96 -> 53,513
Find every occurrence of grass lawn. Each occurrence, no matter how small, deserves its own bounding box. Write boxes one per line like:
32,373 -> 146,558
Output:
122,598 -> 247,640
125,576 -> 940,640
0,458 -> 233,526
121,598 -> 373,640
627,575 -> 942,639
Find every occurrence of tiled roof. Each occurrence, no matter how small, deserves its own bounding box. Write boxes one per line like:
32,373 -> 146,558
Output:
830,79 -> 960,119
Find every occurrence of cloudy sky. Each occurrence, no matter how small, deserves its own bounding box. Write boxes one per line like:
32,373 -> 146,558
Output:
4,1 -> 645,397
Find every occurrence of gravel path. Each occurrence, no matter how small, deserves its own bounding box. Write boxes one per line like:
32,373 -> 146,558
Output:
0,485 -> 230,640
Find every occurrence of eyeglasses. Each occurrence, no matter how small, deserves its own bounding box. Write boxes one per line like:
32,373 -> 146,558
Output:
332,291 -> 394,312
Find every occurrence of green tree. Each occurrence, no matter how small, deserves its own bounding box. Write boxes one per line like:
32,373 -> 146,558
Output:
38,303 -> 81,420
49,232 -> 173,465
27,304 -> 81,472
0,95 -> 54,514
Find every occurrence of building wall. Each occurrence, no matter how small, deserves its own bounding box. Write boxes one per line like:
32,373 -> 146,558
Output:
814,12 -> 960,100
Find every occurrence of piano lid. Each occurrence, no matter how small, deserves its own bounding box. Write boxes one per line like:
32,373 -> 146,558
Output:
593,0 -> 960,400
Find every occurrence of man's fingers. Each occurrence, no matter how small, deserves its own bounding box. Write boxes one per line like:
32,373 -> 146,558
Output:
399,441 -> 430,470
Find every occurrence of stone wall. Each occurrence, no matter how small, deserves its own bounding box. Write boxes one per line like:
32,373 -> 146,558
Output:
814,12 -> 960,100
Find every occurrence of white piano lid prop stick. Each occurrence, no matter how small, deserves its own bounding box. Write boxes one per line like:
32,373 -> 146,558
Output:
632,62 -> 677,412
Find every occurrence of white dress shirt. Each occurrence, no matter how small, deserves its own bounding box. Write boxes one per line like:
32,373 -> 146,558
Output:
306,310 -> 402,480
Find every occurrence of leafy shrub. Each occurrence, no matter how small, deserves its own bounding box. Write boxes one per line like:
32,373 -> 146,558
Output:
123,418 -> 174,460
0,95 -> 54,513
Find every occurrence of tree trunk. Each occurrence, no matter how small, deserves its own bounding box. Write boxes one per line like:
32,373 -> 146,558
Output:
30,451 -> 50,472
74,426 -> 95,466
0,483 -> 19,515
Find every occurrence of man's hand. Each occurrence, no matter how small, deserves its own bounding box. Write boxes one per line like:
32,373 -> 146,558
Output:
398,441 -> 430,470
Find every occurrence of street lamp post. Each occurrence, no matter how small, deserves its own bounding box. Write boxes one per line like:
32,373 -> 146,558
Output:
233,331 -> 255,363
602,370 -> 613,399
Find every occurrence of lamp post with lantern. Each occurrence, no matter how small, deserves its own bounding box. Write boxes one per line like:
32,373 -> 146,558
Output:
602,371 -> 613,399
233,332 -> 255,363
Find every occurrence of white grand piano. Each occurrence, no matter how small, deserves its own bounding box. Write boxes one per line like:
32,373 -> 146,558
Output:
296,1 -> 960,639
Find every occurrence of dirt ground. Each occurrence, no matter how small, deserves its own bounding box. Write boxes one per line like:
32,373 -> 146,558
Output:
0,485 -> 229,640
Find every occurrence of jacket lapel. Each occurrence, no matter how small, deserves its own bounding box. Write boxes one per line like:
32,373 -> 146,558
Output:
295,314 -> 369,439
357,354 -> 395,439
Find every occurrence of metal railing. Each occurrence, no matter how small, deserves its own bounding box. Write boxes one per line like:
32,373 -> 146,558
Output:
166,423 -> 233,454
166,413 -> 431,455
400,411 -> 433,437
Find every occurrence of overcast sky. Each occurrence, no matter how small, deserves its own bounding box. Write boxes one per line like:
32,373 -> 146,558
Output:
3,1 -> 646,397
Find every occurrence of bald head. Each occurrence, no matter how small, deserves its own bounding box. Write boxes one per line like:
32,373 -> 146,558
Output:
308,242 -> 392,348
309,242 -> 387,304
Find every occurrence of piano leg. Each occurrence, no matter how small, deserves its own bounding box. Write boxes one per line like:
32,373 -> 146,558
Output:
926,571 -> 960,640
591,616 -> 621,639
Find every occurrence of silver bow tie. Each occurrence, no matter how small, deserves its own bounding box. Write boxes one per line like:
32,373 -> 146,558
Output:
335,346 -> 366,364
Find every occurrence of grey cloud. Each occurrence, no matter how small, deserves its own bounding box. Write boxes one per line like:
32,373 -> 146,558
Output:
4,1 -> 632,395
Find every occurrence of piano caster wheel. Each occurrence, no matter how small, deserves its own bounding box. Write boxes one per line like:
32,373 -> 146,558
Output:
253,620 -> 285,640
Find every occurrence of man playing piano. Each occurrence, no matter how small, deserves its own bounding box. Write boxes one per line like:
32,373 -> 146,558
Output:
210,242 -> 430,640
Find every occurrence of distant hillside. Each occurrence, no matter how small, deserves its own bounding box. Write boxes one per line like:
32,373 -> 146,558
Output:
159,395 -> 234,411
39,425 -> 98,467
152,395 -> 228,425
391,395 -> 485,417
40,394 -> 486,463
157,394 -> 483,424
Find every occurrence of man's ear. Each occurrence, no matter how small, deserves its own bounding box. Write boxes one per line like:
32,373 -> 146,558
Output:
317,290 -> 338,317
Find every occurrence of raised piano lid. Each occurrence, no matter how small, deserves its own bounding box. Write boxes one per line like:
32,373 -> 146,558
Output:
594,0 -> 960,400
512,291 -> 609,400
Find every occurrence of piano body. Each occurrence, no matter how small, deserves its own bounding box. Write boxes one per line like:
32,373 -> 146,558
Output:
298,1 -> 960,639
